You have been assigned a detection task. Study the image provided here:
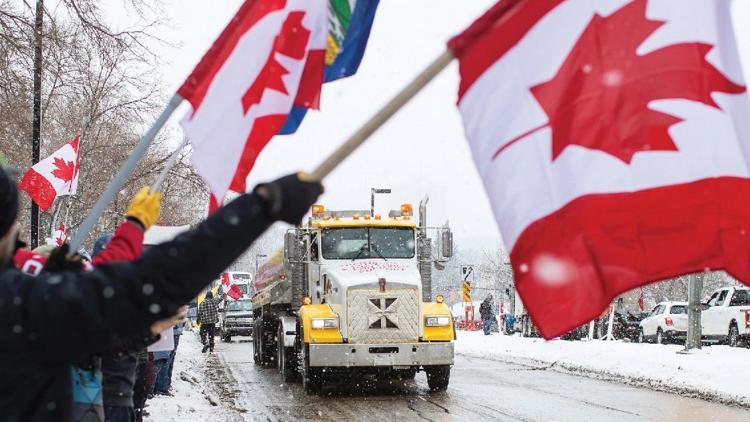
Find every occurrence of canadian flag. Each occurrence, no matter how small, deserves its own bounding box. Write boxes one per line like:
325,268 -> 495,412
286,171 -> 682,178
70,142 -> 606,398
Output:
18,136 -> 81,211
47,223 -> 68,247
221,272 -> 244,301
450,0 -> 750,338
179,0 -> 328,201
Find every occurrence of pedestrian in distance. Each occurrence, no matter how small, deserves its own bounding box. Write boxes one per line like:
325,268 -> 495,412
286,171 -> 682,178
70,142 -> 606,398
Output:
198,290 -> 219,353
0,166 -> 323,422
479,294 -> 495,336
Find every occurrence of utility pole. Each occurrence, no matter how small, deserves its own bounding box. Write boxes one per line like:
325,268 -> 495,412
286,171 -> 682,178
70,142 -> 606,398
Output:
30,0 -> 44,248
683,272 -> 704,352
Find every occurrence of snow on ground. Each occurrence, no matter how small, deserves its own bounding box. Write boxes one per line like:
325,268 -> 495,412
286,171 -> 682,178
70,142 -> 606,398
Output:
145,330 -> 236,422
456,330 -> 750,407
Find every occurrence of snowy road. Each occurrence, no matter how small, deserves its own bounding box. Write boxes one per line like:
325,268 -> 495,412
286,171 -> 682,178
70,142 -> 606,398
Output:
196,335 -> 750,421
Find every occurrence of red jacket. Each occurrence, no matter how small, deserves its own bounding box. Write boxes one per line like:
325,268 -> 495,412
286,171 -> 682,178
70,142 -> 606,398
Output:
91,220 -> 144,265
13,220 -> 145,274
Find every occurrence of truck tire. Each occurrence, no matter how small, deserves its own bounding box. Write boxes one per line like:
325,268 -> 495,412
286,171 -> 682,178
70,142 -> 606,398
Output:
301,344 -> 322,394
425,365 -> 450,392
728,324 -> 739,348
278,324 -> 297,382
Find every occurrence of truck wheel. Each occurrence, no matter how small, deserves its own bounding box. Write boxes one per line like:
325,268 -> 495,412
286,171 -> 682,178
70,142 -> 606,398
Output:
425,365 -> 450,392
277,324 -> 297,382
224,334 -> 232,343
301,344 -> 322,394
728,324 -> 739,347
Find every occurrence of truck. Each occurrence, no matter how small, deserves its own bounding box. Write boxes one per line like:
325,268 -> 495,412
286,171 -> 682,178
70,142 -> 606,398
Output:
251,198 -> 455,393
219,298 -> 254,342
701,286 -> 750,347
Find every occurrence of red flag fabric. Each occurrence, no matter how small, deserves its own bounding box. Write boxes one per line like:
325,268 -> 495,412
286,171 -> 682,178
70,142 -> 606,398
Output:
179,0 -> 327,200
17,136 -> 80,211
220,272 -> 244,300
450,0 -> 750,339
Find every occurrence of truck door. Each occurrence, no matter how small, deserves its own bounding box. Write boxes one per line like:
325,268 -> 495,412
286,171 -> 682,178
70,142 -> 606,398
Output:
702,289 -> 729,336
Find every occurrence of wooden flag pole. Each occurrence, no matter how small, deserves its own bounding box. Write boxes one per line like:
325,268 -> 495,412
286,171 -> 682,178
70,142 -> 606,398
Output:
68,94 -> 184,252
309,49 -> 455,181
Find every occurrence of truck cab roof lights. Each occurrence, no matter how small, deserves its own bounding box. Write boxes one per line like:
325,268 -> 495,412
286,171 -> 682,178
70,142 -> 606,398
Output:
312,204 -> 325,216
401,203 -> 414,216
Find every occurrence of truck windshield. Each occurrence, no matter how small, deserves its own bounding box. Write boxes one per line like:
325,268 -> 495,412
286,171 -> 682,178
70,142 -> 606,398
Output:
227,300 -> 252,312
321,228 -> 415,260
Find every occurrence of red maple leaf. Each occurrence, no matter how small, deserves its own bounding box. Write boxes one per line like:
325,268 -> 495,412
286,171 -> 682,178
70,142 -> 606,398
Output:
51,157 -> 76,184
496,0 -> 746,163
241,11 -> 311,114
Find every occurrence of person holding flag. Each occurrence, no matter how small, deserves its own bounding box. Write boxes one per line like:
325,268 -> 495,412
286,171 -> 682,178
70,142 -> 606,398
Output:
0,164 -> 323,421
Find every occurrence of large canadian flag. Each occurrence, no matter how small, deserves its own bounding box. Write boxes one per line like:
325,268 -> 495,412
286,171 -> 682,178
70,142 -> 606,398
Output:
179,0 -> 328,201
450,0 -> 750,339
18,136 -> 81,211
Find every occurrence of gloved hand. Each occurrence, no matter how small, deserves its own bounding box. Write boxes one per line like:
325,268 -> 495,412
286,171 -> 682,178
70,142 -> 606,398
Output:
44,244 -> 84,272
254,173 -> 323,225
126,187 -> 161,230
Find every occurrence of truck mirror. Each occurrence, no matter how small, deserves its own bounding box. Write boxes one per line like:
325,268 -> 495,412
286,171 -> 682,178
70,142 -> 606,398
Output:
441,229 -> 453,258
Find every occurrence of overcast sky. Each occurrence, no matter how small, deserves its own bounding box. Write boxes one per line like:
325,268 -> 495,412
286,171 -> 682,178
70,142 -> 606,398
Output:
108,0 -> 750,251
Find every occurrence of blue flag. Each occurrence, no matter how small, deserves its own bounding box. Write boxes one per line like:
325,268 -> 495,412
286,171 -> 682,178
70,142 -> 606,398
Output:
280,0 -> 380,135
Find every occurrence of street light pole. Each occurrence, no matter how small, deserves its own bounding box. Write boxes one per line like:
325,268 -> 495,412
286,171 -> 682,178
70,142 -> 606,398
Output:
371,188 -> 392,217
30,0 -> 44,248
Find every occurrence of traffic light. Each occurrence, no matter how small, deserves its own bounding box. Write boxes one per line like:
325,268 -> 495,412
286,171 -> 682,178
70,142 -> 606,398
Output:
462,281 -> 472,302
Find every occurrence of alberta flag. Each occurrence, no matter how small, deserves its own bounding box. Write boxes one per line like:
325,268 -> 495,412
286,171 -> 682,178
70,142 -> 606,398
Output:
280,0 -> 380,134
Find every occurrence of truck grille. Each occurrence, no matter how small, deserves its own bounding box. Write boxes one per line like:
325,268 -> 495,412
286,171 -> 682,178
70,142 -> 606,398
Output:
347,287 -> 419,344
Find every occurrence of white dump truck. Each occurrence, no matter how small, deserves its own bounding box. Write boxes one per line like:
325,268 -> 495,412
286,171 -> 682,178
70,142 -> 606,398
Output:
252,199 -> 455,393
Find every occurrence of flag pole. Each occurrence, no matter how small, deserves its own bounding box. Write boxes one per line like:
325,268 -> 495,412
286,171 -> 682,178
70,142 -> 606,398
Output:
308,49 -> 455,181
150,137 -> 190,192
68,94 -> 184,252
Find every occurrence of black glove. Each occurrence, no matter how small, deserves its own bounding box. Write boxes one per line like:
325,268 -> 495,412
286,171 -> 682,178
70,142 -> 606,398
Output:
43,244 -> 85,273
254,173 -> 323,224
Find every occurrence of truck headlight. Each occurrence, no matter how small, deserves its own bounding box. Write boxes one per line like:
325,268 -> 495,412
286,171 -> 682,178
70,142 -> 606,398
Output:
425,316 -> 451,327
311,318 -> 339,329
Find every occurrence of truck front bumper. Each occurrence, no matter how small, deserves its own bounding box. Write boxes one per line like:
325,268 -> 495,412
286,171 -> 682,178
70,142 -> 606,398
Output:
309,342 -> 454,367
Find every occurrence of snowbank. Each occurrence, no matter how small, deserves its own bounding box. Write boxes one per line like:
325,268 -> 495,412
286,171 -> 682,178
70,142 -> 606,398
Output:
456,331 -> 750,407
145,332 -> 229,422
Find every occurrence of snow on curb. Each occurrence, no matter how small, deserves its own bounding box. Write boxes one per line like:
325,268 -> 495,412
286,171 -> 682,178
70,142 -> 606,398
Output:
145,331 -> 231,422
456,330 -> 750,408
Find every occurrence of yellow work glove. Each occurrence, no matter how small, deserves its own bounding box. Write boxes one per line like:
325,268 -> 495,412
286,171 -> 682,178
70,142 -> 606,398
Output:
126,187 -> 162,230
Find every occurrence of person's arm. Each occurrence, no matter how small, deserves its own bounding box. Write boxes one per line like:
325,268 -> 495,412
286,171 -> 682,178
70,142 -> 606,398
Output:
91,220 -> 145,266
6,175 -> 320,364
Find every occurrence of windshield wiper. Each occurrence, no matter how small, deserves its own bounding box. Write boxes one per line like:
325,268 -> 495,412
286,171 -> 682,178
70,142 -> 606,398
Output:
370,243 -> 388,261
352,243 -> 369,261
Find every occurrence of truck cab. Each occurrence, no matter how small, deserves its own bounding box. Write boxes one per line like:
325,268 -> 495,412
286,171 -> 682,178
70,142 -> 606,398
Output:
702,286 -> 750,347
252,202 -> 455,393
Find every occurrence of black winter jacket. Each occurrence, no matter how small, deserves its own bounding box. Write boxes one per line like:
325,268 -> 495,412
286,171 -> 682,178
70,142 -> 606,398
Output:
0,192 -> 271,421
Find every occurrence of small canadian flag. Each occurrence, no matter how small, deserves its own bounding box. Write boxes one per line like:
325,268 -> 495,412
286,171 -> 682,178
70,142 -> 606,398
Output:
47,223 -> 68,247
18,136 -> 81,211
221,272 -> 244,301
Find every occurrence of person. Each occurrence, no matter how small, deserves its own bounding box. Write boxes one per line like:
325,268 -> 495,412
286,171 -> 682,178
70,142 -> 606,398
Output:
14,194 -> 161,422
479,294 -> 495,336
151,348 -> 171,395
0,166 -> 322,422
197,291 -> 219,353
164,322 -> 183,393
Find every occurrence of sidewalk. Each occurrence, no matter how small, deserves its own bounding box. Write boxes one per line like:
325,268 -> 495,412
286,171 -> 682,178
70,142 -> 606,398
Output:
145,331 -> 239,422
456,330 -> 750,407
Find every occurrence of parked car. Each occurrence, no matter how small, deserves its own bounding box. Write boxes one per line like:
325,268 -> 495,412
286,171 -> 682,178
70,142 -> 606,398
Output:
701,286 -> 750,347
638,302 -> 688,344
219,298 -> 254,342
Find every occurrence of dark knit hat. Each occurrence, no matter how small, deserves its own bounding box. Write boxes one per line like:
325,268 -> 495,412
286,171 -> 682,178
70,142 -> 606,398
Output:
0,166 -> 19,238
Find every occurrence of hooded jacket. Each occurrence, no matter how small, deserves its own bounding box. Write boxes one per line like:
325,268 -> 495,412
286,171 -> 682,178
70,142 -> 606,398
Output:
0,192 -> 271,421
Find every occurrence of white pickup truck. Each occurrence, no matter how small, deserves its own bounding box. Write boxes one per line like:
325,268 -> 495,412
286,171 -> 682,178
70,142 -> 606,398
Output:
701,286 -> 750,347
